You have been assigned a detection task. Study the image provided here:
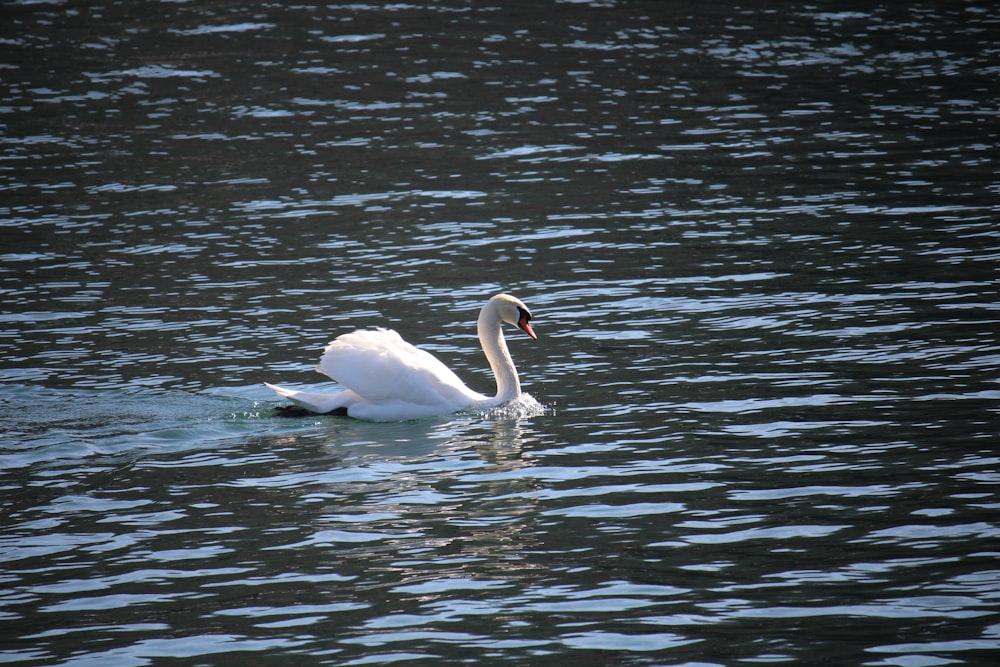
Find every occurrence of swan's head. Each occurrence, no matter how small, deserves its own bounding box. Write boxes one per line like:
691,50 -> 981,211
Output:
490,293 -> 537,340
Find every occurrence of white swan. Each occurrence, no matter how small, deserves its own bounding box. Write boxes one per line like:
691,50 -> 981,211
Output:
265,293 -> 536,421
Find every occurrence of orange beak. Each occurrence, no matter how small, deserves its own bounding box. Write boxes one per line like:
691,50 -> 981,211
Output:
518,313 -> 537,340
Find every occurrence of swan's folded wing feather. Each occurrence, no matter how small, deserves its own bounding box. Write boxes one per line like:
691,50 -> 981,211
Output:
317,328 -> 484,407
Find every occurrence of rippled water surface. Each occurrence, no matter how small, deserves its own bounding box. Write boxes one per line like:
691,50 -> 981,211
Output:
3,1 -> 999,665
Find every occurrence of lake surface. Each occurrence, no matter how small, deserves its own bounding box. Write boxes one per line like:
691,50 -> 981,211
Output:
3,1 -> 999,665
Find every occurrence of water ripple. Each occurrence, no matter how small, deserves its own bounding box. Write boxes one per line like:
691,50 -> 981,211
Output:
2,1 -> 997,664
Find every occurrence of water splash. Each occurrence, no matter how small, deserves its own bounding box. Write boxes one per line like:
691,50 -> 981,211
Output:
480,393 -> 548,421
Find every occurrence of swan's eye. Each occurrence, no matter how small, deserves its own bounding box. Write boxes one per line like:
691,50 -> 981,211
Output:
517,307 -> 532,322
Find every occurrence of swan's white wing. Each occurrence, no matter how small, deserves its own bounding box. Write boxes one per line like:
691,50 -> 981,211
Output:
317,328 -> 486,408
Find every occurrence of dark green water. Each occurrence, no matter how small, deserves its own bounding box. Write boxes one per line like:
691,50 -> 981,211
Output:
2,1 -> 999,664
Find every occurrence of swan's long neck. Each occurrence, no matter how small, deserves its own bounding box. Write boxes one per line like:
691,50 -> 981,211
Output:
478,303 -> 521,404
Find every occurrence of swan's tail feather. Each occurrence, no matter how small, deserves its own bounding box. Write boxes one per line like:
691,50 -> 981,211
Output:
264,382 -> 354,415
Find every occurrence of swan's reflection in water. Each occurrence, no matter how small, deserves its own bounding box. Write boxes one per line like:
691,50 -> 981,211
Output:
237,410 -> 546,565
217,408 -> 555,643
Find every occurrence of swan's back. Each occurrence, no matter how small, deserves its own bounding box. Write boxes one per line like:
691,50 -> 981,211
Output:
318,328 -> 486,409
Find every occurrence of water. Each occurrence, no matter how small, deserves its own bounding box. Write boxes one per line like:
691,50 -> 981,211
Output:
2,1 -> 999,664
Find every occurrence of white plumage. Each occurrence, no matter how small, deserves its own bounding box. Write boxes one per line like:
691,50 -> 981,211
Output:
265,294 -> 536,421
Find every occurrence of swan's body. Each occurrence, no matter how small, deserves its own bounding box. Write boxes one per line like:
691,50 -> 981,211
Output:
265,294 -> 536,421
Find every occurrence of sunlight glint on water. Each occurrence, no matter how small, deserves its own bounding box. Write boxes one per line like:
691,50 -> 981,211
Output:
2,1 -> 999,665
